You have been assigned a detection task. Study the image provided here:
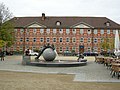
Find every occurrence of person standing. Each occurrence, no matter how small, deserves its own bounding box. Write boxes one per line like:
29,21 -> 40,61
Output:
0,50 -> 5,61
25,49 -> 30,56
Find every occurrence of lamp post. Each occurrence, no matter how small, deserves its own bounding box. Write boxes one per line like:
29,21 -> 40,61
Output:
91,28 -> 94,52
23,27 -> 26,54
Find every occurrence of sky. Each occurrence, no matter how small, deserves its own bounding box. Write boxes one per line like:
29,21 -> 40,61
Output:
0,0 -> 120,24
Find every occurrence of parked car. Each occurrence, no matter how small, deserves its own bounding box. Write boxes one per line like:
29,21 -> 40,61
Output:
29,50 -> 39,56
63,51 -> 72,56
100,51 -> 115,56
83,52 -> 98,56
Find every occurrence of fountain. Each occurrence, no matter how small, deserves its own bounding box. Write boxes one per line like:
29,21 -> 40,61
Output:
42,48 -> 56,61
28,44 -> 87,67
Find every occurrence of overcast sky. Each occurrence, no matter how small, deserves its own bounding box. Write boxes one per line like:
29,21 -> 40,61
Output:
1,0 -> 120,23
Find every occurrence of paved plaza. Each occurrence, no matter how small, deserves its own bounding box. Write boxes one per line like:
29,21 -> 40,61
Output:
0,55 -> 120,82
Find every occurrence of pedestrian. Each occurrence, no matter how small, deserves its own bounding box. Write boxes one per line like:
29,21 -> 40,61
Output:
0,50 -> 5,61
25,49 -> 30,56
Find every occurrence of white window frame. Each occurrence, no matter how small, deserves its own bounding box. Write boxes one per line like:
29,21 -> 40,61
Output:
100,29 -> 104,34
20,38 -> 23,42
66,37 -> 70,43
59,47 -> 63,52
53,37 -> 56,42
113,30 -> 116,34
33,38 -> 36,42
40,29 -> 44,33
53,29 -> 56,33
46,29 -> 50,34
80,37 -> 84,43
46,37 -> 50,42
66,29 -> 70,34
59,29 -> 63,33
66,46 -> 69,51
33,29 -> 37,33
26,38 -> 29,42
72,47 -> 76,52
72,29 -> 76,34
59,37 -> 63,42
94,29 -> 97,34
87,47 -> 91,52
87,38 -> 91,43
80,29 -> 84,34
20,29 -> 24,34
94,38 -> 97,43
87,29 -> 91,34
72,37 -> 76,43
107,29 -> 110,34
40,38 -> 44,42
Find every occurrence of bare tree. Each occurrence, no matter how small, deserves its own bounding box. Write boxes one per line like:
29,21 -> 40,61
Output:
0,3 -> 12,24
0,2 -> 14,48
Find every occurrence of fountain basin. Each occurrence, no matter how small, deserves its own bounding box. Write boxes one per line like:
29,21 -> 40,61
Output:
28,60 -> 87,67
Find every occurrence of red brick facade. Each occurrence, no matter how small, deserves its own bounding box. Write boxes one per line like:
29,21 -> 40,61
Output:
11,28 -> 117,54
9,14 -> 120,54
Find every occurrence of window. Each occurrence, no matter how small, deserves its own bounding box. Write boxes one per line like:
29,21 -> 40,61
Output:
33,29 -> 37,33
94,29 -> 97,34
87,47 -> 91,52
100,29 -> 104,34
80,37 -> 84,43
26,38 -> 29,42
46,38 -> 50,42
66,37 -> 69,42
59,29 -> 63,33
88,38 -> 91,43
101,38 -> 104,43
87,29 -> 91,34
20,45 -> 23,51
53,38 -> 56,42
59,37 -> 62,42
40,38 -> 44,42
66,29 -> 70,34
59,47 -> 63,52
72,37 -> 76,43
20,29 -> 24,34
113,30 -> 116,34
56,21 -> 61,26
93,47 -> 98,52
72,29 -> 76,34
94,38 -> 97,43
80,29 -> 84,34
107,29 -> 110,34
53,29 -> 56,33
106,22 -> 110,26
46,29 -> 50,34
66,47 -> 69,51
72,47 -> 76,52
33,38 -> 36,42
40,29 -> 44,33
26,29 -> 29,33
20,38 -> 23,42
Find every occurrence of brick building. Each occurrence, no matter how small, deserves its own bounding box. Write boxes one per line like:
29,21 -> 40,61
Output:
9,13 -> 120,54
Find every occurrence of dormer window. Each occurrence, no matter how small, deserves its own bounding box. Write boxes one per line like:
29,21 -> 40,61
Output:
106,22 -> 110,26
56,21 -> 61,26
105,21 -> 110,26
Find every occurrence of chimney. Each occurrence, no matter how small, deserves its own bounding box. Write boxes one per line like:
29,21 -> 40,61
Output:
42,13 -> 45,21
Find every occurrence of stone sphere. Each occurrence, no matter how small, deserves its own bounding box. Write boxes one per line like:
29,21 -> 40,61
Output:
42,48 -> 56,61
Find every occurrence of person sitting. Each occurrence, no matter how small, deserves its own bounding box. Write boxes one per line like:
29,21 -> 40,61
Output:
77,53 -> 84,62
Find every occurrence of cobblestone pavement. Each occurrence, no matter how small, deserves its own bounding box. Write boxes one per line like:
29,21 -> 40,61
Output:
0,55 -> 120,82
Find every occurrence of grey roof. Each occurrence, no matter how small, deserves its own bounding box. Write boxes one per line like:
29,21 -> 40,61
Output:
10,16 -> 120,29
